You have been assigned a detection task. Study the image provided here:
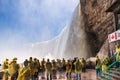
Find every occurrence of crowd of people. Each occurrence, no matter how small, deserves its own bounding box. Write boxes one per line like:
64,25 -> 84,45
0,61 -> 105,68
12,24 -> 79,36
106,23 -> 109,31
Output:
2,57 -> 86,80
2,43 -> 120,80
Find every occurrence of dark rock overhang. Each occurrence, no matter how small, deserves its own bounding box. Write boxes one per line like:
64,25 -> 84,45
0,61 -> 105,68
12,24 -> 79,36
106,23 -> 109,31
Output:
106,0 -> 120,14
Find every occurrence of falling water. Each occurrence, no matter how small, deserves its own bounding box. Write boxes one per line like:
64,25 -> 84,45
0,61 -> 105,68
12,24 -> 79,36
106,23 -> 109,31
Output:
28,4 -> 93,60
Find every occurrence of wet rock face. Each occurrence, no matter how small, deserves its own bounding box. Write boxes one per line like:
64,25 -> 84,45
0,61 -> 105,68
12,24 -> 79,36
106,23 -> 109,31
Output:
80,0 -> 118,57
84,0 -> 115,28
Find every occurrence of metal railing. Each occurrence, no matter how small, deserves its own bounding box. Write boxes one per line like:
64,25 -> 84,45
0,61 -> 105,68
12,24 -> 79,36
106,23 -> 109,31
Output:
100,51 -> 120,80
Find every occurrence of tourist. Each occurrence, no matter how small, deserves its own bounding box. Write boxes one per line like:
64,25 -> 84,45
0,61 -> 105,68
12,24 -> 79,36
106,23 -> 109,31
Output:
45,59 -> 52,80
40,58 -> 46,79
37,59 -> 40,73
28,57 -> 35,79
51,59 -> 57,79
95,56 -> 101,78
57,59 -> 62,72
66,60 -> 72,79
17,59 -> 31,80
8,58 -> 20,80
115,43 -> 120,52
104,57 -> 110,66
116,52 -> 120,67
81,58 -> 86,72
74,58 -> 82,80
61,58 -> 66,72
33,58 -> 39,80
72,57 -> 77,72
2,59 -> 9,80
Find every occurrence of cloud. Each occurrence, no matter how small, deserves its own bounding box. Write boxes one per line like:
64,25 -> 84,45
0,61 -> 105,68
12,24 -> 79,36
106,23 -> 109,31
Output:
40,0 -> 78,19
17,0 -> 79,37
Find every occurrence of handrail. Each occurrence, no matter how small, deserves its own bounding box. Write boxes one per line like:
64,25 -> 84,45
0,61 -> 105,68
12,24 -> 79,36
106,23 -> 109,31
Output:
100,60 -> 117,80
99,51 -> 118,79
106,61 -> 117,71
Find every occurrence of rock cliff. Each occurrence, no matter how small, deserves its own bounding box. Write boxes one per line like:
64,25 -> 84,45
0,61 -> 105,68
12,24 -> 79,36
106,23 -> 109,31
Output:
80,0 -> 119,58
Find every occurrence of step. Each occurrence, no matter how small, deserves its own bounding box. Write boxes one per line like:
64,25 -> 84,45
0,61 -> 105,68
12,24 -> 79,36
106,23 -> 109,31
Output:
101,72 -> 116,80
109,70 -> 120,76
102,71 -> 120,80
111,74 -> 120,80
97,76 -> 104,80
104,75 -> 115,80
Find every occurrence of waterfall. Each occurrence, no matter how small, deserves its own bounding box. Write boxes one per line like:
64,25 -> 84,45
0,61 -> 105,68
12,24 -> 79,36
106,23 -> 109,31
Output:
58,4 -> 92,59
28,4 -> 93,60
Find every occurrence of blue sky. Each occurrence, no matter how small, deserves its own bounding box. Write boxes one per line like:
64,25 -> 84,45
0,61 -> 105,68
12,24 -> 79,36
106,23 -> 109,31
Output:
0,0 -> 79,62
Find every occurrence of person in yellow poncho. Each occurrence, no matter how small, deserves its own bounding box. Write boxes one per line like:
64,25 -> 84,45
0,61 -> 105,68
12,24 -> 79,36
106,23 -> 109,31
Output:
115,43 -> 120,68
45,59 -> 52,80
17,59 -> 31,80
28,57 -> 35,79
81,58 -> 86,72
62,58 -> 66,72
51,60 -> 57,79
115,43 -> 120,52
8,58 -> 20,80
74,58 -> 82,80
40,58 -> 46,79
2,59 -> 9,80
95,56 -> 101,78
33,58 -> 39,80
66,60 -> 72,79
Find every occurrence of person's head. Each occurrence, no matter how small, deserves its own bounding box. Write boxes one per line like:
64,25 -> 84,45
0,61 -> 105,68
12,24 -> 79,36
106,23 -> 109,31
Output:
82,58 -> 84,60
29,57 -> 32,61
116,43 -> 119,48
67,60 -> 70,62
13,57 -> 17,62
24,60 -> 29,67
42,58 -> 45,61
67,60 -> 69,62
5,58 -> 9,61
34,58 -> 37,61
96,56 -> 99,58
25,59 -> 28,61
76,58 -> 79,62
13,60 -> 17,63
5,61 -> 8,64
37,59 -> 39,62
47,59 -> 49,62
